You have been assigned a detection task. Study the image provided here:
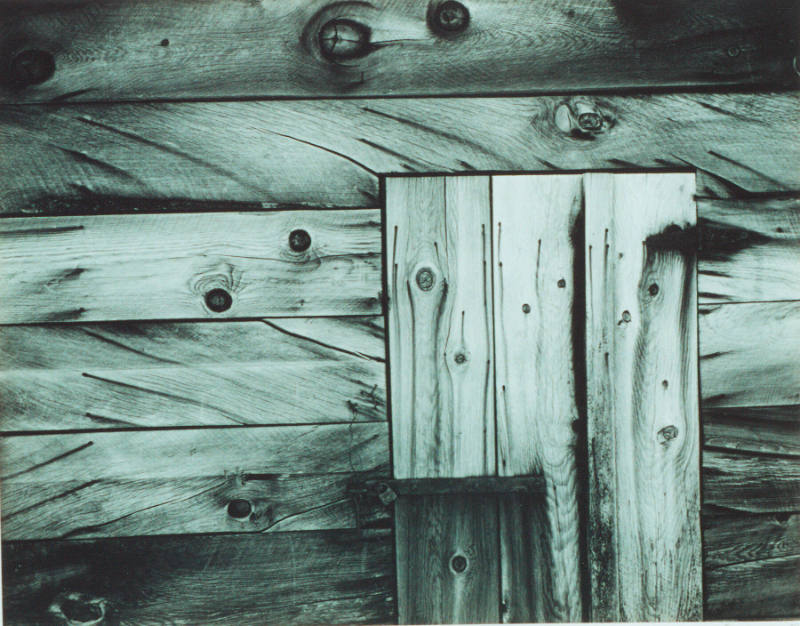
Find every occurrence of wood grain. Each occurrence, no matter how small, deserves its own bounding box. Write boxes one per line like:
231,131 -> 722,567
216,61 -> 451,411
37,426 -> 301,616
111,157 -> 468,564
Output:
704,512 -> 800,569
1,531 -> 395,625
585,173 -> 702,621
492,175 -> 583,621
700,301 -> 800,408
698,197 -> 800,303
703,405 -> 800,456
0,317 -> 385,431
0,211 -> 381,323
1,93 -> 798,215
395,495 -> 499,624
1,471 -> 390,541
0,423 -> 389,483
1,0 -> 795,103
703,449 -> 800,513
386,176 -> 494,478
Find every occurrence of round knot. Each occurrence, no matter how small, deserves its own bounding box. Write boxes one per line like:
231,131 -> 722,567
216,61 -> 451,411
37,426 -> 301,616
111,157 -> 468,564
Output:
205,288 -> 232,313
289,229 -> 312,252
10,49 -> 55,87
227,498 -> 252,519
415,267 -> 436,291
318,18 -> 371,61
450,553 -> 468,573
430,1 -> 470,34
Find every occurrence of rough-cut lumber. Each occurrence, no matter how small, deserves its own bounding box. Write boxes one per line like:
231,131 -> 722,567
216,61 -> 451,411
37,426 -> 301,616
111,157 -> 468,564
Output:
698,197 -> 800,303
703,449 -> 800,513
1,0 -> 795,103
585,173 -> 701,621
1,530 -> 395,625
703,405 -> 800,456
386,176 -> 494,478
0,423 -> 389,483
1,471 -> 390,541
0,317 -> 385,431
703,512 -> 800,569
492,175 -> 583,621
700,301 -> 800,408
352,476 -> 545,497
0,211 -> 381,323
705,554 -> 800,619
395,495 -> 499,624
1,93 -> 798,215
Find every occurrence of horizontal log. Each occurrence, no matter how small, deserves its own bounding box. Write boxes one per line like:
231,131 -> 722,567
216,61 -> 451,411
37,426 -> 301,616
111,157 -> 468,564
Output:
698,197 -> 800,303
705,554 -> 800,619
703,448 -> 800,513
0,317 -> 385,431
700,301 -> 800,408
704,512 -> 800,569
0,210 -> 382,323
703,405 -> 800,456
0,0 -> 795,103
0,423 -> 389,483
0,93 -> 798,215
352,476 -> 546,499
1,530 -> 395,625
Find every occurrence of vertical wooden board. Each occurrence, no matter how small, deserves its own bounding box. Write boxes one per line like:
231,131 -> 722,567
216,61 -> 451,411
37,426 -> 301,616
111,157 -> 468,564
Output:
585,173 -> 701,621
492,175 -> 583,621
386,176 -> 494,479
395,495 -> 499,624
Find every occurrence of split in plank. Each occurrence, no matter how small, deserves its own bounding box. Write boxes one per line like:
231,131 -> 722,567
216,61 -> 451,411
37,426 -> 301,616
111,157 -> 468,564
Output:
1,93 -> 798,215
0,317 -> 385,431
0,210 -> 382,323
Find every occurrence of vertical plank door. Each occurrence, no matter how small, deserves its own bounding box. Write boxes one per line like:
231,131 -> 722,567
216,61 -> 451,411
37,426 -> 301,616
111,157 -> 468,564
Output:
492,175 -> 584,622
585,173 -> 702,621
387,176 -> 498,623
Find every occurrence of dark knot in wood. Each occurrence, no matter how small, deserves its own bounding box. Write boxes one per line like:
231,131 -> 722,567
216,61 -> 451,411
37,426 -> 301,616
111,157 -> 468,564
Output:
49,592 -> 107,625
415,267 -> 436,291
430,1 -> 470,35
657,425 -> 679,445
318,18 -> 372,61
227,498 -> 252,519
9,49 -> 55,87
454,352 -> 467,364
450,553 -> 468,573
289,228 -> 312,252
558,278 -> 567,288
554,99 -> 608,139
648,283 -> 660,296
522,303 -> 531,314
205,288 -> 232,313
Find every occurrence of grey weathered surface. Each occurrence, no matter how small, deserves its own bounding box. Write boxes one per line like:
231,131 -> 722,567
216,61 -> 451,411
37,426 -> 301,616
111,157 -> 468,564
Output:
395,495 -> 499,624
704,405 -> 800,456
704,513 -> 800,569
1,93 -> 798,215
585,173 -> 702,621
700,301 -> 800,408
1,0 -> 795,103
1,530 -> 396,625
0,211 -> 381,323
0,317 -> 385,431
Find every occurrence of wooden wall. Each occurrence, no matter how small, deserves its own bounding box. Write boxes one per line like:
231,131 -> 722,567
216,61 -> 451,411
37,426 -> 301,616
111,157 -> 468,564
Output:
1,0 -> 798,622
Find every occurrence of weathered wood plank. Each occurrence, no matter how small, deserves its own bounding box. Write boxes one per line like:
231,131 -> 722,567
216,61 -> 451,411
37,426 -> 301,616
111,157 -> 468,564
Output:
492,175 -> 583,621
0,423 -> 389,483
1,531 -> 395,625
0,317 -> 385,431
699,197 -> 800,303
700,301 -> 800,408
703,449 -> 800,513
395,495 -> 499,624
705,554 -> 800,619
0,93 -> 798,215
386,176 -> 494,478
0,210 -> 381,323
1,471 -> 390,541
1,0 -> 795,103
703,512 -> 800,569
585,173 -> 701,621
703,405 -> 800,456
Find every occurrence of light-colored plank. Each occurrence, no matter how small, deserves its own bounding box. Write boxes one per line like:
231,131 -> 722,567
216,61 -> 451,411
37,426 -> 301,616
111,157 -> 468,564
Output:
395,495 -> 499,624
704,512 -> 800,569
1,0 -> 793,103
1,531 -> 395,625
703,405 -> 800,456
700,301 -> 800,408
1,94 -> 798,215
585,173 -> 701,621
703,449 -> 800,513
1,472 -> 390,541
492,174 -> 583,621
0,423 -> 389,483
386,176 -> 494,478
0,210 -> 381,323
699,197 -> 800,303
0,318 -> 385,431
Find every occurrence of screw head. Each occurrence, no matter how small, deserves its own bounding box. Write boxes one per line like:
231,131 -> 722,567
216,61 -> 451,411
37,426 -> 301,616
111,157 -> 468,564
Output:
289,229 -> 312,252
319,18 -> 371,61
10,49 -> 55,86
450,554 -> 468,573
205,288 -> 232,313
431,1 -> 470,34
416,267 -> 435,291
227,499 -> 252,519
